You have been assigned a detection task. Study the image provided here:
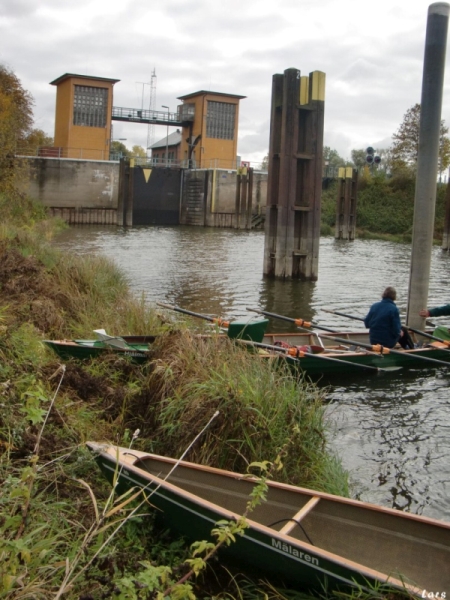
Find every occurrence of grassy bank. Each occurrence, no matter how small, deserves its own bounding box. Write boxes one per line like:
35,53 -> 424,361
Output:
0,197 -> 351,598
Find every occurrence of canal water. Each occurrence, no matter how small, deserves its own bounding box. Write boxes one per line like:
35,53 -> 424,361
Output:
55,225 -> 450,522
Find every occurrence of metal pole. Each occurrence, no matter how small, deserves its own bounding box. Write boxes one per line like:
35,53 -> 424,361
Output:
162,105 -> 169,167
407,2 -> 450,328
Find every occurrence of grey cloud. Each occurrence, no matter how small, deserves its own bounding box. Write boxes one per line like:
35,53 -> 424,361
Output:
2,0 -> 450,159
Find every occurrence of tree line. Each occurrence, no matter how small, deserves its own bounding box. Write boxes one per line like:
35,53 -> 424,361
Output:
325,103 -> 450,177
261,104 -> 450,179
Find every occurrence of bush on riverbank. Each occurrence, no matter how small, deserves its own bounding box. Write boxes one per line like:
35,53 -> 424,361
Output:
321,172 -> 447,241
0,197 -> 350,597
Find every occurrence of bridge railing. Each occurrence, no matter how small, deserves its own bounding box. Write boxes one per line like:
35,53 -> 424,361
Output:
16,146 -> 110,160
112,106 -> 185,124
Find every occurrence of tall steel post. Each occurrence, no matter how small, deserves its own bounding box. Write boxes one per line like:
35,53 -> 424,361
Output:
407,2 -> 450,328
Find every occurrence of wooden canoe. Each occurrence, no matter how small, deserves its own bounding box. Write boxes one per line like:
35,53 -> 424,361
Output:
87,442 -> 450,596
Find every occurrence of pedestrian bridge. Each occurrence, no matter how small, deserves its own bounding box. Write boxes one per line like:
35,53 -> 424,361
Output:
112,105 -> 194,126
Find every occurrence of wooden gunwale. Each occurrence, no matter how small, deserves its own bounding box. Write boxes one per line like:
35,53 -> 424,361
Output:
89,444 -> 450,596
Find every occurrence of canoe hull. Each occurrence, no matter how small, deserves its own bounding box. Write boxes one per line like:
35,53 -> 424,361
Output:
87,443 -> 450,596
43,336 -> 156,363
43,319 -> 269,363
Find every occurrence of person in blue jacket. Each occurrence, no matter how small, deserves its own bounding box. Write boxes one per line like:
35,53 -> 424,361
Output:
364,287 -> 413,349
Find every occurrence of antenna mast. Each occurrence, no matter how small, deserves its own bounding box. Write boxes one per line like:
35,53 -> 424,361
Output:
147,68 -> 157,156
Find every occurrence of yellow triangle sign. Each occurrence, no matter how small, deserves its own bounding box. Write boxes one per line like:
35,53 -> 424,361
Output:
143,168 -> 152,183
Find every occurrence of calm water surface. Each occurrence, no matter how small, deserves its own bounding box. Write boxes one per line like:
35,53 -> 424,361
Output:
55,225 -> 450,521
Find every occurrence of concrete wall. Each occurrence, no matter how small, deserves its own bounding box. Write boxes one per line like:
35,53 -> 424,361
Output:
26,157 -> 119,224
180,168 -> 267,228
24,157 -> 267,227
206,169 -> 267,227
27,157 -> 119,207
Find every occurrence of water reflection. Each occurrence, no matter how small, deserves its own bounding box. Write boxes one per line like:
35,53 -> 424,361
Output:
54,225 -> 450,521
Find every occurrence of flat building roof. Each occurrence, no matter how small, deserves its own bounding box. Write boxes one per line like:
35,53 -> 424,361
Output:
50,73 -> 120,86
177,90 -> 246,101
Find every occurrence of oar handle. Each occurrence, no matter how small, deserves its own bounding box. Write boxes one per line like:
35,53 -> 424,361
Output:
157,303 -> 229,327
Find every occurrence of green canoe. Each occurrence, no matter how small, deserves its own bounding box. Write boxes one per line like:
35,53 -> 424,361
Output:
87,442 -> 450,596
43,319 -> 269,363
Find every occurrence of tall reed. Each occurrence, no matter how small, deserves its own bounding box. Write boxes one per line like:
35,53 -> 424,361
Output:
136,329 -> 349,496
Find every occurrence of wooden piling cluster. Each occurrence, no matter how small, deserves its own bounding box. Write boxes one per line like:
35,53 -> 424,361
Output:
234,167 -> 254,229
335,167 -> 358,240
263,68 -> 325,280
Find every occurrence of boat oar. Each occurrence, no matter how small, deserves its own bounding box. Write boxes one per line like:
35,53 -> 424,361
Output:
245,307 -> 338,333
157,302 -> 230,328
247,307 -> 450,369
235,339 -> 384,373
316,334 -> 450,368
246,307 -> 381,356
321,308 -> 365,322
320,308 -> 436,330
405,326 -> 450,348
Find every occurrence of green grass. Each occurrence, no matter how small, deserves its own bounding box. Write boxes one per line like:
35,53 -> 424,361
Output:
133,329 -> 348,495
0,195 -> 352,597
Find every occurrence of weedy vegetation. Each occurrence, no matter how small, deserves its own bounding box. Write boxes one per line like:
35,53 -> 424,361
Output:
0,215 -> 350,598
320,171 -> 447,243
0,66 -> 415,599
0,202 -> 416,599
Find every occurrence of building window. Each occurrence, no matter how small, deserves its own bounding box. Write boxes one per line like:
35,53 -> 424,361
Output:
73,85 -> 108,128
206,101 -> 235,140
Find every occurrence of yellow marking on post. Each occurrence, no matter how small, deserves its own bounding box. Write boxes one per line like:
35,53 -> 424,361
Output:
142,168 -> 152,183
338,167 -> 346,179
345,167 -> 353,178
299,76 -> 309,105
310,71 -> 326,101
130,158 -> 135,168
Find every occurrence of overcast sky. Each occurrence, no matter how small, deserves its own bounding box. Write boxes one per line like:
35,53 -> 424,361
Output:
2,0 -> 450,165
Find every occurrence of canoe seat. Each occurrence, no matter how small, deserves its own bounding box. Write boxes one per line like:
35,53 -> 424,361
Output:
278,495 -> 320,535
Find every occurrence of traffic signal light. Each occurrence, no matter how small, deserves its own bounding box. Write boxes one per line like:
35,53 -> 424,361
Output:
365,147 -> 381,165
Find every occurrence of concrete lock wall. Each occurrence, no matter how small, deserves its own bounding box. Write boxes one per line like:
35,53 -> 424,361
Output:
181,169 -> 267,228
26,157 -> 119,224
24,157 -> 267,227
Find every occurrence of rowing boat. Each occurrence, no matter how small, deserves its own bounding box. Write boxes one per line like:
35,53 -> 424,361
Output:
43,332 -> 157,363
43,319 -> 269,363
87,442 -> 450,596
44,325 -> 450,374
249,330 -> 450,376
